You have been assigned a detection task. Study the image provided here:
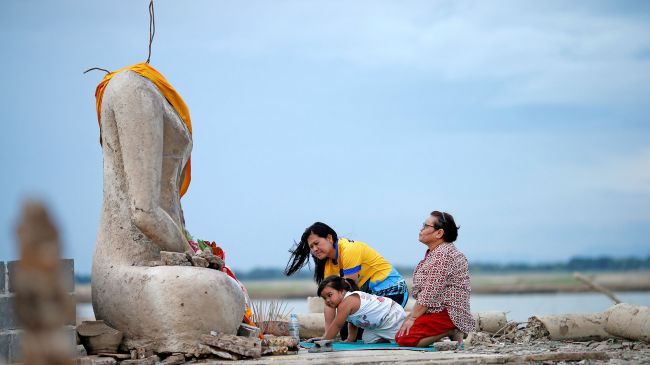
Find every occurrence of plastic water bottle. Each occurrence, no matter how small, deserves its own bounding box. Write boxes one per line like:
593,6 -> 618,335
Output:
288,313 -> 300,341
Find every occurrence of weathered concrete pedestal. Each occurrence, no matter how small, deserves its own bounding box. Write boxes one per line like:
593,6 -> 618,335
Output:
92,264 -> 245,353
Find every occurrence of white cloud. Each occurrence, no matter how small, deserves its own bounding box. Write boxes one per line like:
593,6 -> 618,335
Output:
195,1 -> 650,108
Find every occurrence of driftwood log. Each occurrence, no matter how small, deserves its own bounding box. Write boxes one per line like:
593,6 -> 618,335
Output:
472,312 -> 508,333
605,303 -> 650,342
527,303 -> 650,341
528,312 -> 611,340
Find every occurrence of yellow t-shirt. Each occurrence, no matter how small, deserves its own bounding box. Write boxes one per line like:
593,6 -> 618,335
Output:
324,238 -> 400,292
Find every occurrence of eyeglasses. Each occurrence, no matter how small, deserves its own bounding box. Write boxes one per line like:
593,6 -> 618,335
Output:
421,223 -> 436,230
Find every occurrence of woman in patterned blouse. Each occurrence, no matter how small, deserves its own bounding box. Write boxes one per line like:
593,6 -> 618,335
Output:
395,211 -> 475,347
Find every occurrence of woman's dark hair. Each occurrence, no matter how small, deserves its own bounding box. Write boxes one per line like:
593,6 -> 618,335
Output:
284,222 -> 338,284
317,275 -> 359,297
431,211 -> 460,243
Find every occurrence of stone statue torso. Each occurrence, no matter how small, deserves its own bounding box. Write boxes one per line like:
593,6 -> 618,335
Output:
94,70 -> 192,269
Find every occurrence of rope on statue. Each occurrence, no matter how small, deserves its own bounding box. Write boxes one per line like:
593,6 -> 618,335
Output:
146,0 -> 155,64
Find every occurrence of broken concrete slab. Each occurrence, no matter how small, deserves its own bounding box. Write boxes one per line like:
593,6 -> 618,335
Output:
200,334 -> 261,358
77,320 -> 123,355
159,353 -> 186,364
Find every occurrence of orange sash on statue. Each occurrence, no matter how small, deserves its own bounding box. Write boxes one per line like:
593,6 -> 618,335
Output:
93,63 -> 192,197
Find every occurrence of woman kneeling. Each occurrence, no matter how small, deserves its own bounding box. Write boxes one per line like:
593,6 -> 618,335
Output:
395,211 -> 475,347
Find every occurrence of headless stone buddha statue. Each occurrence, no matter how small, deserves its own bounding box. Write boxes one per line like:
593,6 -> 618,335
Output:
91,66 -> 245,353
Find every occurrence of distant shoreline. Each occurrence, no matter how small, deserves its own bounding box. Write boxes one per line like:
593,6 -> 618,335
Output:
73,271 -> 650,302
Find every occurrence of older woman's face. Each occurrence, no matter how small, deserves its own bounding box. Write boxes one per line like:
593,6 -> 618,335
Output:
419,215 -> 441,244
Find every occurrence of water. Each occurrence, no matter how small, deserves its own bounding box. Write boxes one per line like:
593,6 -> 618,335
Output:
78,291 -> 650,322
470,292 -> 650,322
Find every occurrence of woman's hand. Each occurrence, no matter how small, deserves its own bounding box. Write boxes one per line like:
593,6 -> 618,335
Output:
397,316 -> 416,337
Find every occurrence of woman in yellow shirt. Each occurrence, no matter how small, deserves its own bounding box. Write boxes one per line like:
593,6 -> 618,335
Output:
285,222 -> 408,340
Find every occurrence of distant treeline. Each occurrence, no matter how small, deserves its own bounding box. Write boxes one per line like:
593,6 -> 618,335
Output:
470,256 -> 650,273
74,255 -> 650,283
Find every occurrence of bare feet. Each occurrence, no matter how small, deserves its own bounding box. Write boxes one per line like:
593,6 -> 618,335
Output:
451,328 -> 466,343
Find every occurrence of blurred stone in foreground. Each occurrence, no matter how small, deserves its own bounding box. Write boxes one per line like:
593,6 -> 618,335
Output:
12,200 -> 75,365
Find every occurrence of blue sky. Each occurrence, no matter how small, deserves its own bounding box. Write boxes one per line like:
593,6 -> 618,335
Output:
1,1 -> 649,275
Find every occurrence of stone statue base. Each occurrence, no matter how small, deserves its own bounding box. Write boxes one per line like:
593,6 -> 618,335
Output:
92,265 -> 245,353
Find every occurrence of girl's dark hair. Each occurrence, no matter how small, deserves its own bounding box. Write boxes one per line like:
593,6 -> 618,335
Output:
431,211 -> 460,243
284,222 -> 338,284
317,275 -> 359,297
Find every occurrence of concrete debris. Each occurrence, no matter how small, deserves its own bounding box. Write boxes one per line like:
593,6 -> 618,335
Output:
97,352 -> 131,360
518,316 -> 551,343
196,249 -> 224,270
261,335 -> 299,349
433,340 -> 461,351
169,249 -> 224,270
201,344 -> 240,360
465,331 -> 495,347
77,344 -> 88,357
258,320 -> 289,337
129,347 -> 153,360
200,333 -> 261,359
462,328 -> 650,364
77,321 -> 123,355
262,345 -> 291,356
189,256 -> 208,268
159,353 -> 186,364
120,355 -> 160,364
76,356 -> 117,365
261,335 -> 299,355
160,252 -> 191,266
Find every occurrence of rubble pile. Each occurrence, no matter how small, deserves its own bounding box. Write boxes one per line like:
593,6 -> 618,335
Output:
140,250 -> 224,270
75,321 -> 299,364
464,319 -> 650,364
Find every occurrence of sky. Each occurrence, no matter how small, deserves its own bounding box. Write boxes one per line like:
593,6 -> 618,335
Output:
1,1 -> 649,275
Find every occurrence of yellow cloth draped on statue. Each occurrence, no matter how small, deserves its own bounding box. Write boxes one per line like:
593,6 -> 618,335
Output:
93,63 -> 192,197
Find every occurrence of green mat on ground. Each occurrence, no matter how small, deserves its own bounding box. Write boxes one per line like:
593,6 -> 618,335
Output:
299,341 -> 438,352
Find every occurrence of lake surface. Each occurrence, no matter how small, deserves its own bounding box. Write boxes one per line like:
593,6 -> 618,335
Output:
78,291 -> 650,323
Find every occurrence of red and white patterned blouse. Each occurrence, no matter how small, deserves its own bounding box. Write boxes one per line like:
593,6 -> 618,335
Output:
412,242 -> 475,334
